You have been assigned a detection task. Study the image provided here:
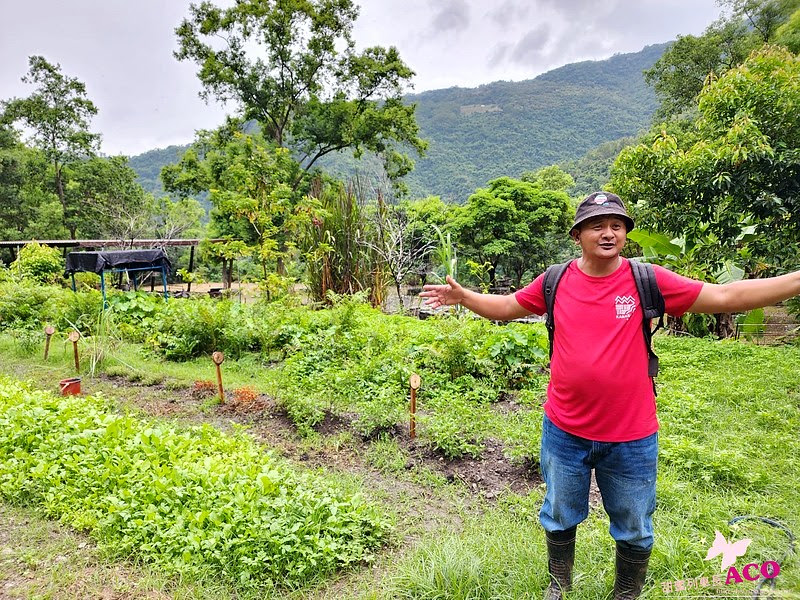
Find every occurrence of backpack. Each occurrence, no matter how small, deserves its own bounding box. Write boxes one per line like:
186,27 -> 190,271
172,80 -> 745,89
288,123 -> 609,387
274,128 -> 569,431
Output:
542,259 -> 665,392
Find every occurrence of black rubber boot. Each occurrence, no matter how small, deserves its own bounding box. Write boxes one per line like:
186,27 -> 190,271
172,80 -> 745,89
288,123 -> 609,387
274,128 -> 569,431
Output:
613,543 -> 651,600
544,527 -> 576,600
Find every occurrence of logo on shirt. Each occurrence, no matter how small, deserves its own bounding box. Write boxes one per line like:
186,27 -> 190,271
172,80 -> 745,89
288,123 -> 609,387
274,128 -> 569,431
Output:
615,295 -> 636,319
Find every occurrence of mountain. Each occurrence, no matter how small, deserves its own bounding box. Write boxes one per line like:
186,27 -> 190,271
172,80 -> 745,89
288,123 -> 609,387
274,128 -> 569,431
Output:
128,145 -> 188,197
129,43 -> 666,202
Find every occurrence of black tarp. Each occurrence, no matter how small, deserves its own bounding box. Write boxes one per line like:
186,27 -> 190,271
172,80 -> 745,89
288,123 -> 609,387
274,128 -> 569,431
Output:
65,249 -> 171,275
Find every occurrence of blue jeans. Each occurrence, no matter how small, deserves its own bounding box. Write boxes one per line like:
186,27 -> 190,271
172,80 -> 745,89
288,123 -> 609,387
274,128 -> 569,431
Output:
539,414 -> 658,550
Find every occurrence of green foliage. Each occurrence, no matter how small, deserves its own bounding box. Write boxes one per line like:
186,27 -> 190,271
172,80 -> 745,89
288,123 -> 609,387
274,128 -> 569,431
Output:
613,46 -> 800,271
644,19 -> 756,119
520,165 -> 575,193
148,298 -> 259,361
627,229 -> 750,337
64,155 -> 153,240
163,124 -> 309,285
774,6 -> 800,50
736,307 -> 767,340
561,137 -> 636,197
1,56 -> 100,239
481,324 -> 548,388
107,291 -> 164,342
431,224 -> 458,281
644,0 -> 800,119
0,378 -> 390,590
300,180 -> 386,306
11,242 -> 63,284
174,0 -> 425,186
134,45 -> 664,205
453,177 -> 573,287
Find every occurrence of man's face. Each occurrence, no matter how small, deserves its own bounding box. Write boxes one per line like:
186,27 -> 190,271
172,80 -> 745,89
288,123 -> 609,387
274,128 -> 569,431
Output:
573,215 -> 627,260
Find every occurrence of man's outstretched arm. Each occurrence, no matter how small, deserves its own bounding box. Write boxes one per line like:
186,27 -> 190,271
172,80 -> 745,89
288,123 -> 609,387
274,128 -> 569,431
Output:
420,275 -> 533,321
689,271 -> 800,314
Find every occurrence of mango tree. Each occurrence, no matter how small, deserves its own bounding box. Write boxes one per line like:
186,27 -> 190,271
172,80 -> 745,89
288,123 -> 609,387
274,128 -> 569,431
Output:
612,46 -> 800,273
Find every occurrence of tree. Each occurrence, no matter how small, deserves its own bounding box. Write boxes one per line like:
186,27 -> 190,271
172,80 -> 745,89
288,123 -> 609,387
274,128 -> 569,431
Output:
644,18 -> 756,119
152,196 -> 204,242
721,0 -> 800,40
364,194 -> 434,310
521,165 -> 575,193
560,137 -> 636,197
1,56 -> 100,239
0,127 -> 26,240
65,156 -> 153,241
453,177 -> 573,288
163,124 -> 312,281
174,0 -> 426,188
612,46 -> 800,272
644,0 -> 800,120
0,127 -> 66,243
774,6 -> 800,51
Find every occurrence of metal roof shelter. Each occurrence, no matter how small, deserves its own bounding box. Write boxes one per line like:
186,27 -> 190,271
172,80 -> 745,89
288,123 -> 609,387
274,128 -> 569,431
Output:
65,249 -> 172,306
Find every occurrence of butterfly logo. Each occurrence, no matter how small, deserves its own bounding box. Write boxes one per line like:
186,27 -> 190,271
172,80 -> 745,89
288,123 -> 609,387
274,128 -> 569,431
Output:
705,530 -> 752,571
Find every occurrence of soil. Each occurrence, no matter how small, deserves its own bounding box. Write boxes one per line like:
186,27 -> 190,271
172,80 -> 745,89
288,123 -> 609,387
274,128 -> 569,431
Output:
211,391 -> 545,501
80,372 -> 589,506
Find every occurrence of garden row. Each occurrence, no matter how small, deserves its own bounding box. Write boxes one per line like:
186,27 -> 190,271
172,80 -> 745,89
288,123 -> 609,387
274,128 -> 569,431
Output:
0,280 -> 550,460
0,377 -> 389,591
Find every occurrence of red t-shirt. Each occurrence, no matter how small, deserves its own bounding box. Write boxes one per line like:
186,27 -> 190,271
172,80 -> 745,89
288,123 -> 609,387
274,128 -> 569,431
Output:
514,258 -> 703,442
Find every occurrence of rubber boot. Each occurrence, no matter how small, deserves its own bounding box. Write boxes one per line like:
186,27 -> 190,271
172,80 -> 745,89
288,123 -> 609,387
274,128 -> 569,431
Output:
544,527 -> 576,600
613,543 -> 651,600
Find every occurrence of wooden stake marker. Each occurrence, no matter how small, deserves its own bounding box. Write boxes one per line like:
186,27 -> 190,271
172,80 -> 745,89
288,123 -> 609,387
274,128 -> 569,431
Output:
68,331 -> 81,372
212,351 -> 225,403
409,373 -> 421,439
43,325 -> 55,360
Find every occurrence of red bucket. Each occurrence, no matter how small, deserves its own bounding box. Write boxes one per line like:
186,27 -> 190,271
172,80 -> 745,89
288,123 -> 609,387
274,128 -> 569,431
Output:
59,377 -> 81,396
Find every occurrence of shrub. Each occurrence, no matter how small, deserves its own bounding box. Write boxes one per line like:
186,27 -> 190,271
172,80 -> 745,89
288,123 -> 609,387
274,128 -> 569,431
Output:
0,281 -> 55,330
481,324 -> 548,388
149,298 -> 259,360
12,242 -> 64,284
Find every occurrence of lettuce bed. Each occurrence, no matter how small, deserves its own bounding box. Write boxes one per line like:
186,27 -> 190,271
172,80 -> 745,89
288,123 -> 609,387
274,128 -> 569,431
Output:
0,377 -> 390,590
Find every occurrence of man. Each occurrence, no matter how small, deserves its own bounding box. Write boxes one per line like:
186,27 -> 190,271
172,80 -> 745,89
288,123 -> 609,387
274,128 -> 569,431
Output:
419,191 -> 800,599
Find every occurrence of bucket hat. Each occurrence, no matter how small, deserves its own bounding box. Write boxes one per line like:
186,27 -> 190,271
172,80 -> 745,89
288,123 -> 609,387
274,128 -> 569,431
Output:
570,191 -> 634,234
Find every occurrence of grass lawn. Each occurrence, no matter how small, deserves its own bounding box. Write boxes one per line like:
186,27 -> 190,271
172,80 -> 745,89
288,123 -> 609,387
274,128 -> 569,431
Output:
0,327 -> 798,599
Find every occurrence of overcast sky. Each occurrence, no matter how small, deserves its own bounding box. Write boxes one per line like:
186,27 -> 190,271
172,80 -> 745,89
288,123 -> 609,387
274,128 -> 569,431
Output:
0,0 -> 724,156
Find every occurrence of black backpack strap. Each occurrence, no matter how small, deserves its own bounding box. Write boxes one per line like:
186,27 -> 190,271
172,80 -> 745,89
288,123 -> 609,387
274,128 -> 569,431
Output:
630,260 -> 666,390
543,260 -> 574,361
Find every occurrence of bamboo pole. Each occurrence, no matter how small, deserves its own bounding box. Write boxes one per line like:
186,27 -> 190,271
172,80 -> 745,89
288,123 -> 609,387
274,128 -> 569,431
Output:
44,325 -> 55,359
68,331 -> 81,371
409,373 -> 421,439
212,351 -> 225,403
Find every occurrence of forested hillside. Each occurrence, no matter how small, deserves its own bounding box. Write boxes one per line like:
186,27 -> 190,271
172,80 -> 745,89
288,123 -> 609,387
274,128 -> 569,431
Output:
130,44 -> 665,201
393,43 -> 664,200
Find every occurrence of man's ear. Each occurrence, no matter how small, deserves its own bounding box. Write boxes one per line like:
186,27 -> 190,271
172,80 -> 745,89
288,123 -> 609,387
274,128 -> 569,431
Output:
571,231 -> 580,245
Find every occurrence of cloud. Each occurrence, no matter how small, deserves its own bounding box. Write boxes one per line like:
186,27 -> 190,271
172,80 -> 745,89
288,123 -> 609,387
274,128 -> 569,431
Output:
487,42 -> 512,67
537,0 -> 613,17
510,25 -> 551,65
430,0 -> 470,34
487,0 -> 532,28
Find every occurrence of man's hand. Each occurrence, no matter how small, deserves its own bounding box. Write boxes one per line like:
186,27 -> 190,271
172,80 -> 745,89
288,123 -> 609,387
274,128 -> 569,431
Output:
420,275 -> 465,309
